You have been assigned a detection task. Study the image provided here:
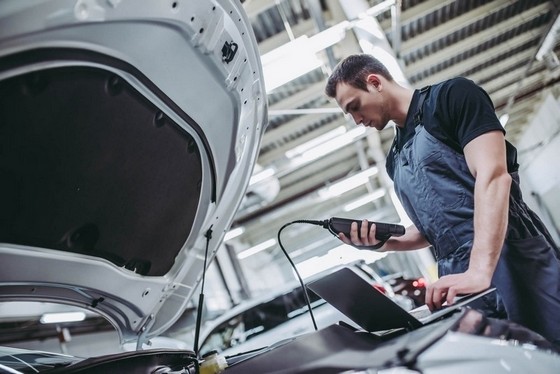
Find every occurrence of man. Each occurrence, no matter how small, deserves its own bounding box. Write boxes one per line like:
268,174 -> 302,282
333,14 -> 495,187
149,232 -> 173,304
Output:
325,53 -> 560,344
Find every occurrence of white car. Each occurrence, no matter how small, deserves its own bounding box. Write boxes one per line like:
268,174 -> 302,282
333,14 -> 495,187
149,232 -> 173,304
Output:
0,0 -> 266,371
195,262 -> 415,357
1,1 -> 560,373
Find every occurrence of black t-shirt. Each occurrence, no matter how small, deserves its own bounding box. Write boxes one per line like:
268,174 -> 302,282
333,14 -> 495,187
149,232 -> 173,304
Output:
399,77 -> 505,153
396,77 -> 518,171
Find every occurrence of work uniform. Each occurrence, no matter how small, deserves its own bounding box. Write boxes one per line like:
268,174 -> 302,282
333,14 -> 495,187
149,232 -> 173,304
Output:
386,77 -> 560,344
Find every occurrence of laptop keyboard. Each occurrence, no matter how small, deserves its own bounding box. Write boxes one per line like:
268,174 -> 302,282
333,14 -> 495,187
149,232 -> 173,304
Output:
409,305 -> 432,319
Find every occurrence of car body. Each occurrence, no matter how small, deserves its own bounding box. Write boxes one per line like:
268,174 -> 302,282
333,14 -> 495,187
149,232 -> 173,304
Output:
0,346 -> 82,373
223,307 -> 560,373
194,262 -> 415,357
0,0 -> 266,371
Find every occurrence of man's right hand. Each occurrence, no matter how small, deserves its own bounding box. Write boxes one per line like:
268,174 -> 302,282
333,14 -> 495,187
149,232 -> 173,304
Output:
338,219 -> 385,249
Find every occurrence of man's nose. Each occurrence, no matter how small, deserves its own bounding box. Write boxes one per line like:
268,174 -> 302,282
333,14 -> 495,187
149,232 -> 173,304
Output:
351,113 -> 362,125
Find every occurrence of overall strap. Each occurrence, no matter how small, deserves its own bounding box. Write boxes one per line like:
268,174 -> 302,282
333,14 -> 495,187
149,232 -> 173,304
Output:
387,85 -> 433,178
413,85 -> 431,126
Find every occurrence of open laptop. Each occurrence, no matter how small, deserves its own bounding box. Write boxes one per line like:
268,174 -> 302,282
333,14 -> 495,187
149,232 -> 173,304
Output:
306,266 -> 495,332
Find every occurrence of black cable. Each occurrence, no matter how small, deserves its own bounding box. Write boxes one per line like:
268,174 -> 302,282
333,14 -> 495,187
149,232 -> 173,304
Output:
277,219 -> 329,332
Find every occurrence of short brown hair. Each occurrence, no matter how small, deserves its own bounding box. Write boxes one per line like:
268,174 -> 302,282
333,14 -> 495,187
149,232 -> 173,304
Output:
325,54 -> 394,98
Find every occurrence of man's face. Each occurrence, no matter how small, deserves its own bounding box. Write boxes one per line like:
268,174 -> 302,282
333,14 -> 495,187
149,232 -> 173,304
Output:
334,81 -> 389,131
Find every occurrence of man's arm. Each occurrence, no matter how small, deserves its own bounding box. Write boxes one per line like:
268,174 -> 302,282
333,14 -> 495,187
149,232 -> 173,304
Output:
339,220 -> 430,252
425,130 -> 511,310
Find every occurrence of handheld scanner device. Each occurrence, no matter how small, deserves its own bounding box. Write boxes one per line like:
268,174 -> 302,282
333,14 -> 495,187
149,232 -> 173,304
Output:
327,217 -> 405,247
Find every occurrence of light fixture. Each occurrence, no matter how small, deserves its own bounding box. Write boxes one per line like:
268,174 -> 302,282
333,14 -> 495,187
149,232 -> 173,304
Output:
261,21 -> 350,92
536,14 -> 560,62
261,36 -> 323,92
224,226 -> 245,241
307,20 -> 350,51
499,113 -> 509,127
249,167 -> 275,185
40,311 -> 86,324
343,188 -> 386,212
285,126 -> 347,159
288,127 -> 367,170
295,244 -> 387,279
237,239 -> 276,260
318,166 -> 379,199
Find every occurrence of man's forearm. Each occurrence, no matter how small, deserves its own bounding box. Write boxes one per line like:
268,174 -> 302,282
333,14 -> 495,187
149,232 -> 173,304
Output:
383,224 -> 430,251
468,172 -> 512,282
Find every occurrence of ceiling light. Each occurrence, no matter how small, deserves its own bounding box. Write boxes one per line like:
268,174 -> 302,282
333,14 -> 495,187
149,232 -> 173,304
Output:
318,166 -> 379,199
499,113 -> 509,127
536,14 -> 560,62
307,21 -> 350,51
261,36 -> 322,92
237,239 -> 276,260
285,126 -> 347,159
295,244 -> 387,279
40,311 -> 86,324
261,21 -> 351,92
343,188 -> 386,212
224,227 -> 245,241
249,167 -> 275,185
289,127 -> 367,167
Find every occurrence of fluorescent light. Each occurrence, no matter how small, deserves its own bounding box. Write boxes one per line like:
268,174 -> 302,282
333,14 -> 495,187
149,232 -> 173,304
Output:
343,188 -> 386,211
237,239 -> 276,259
268,107 -> 343,116
499,113 -> 509,127
261,36 -> 322,92
360,0 -> 395,19
285,126 -> 347,159
224,227 -> 245,241
40,312 -> 86,324
288,126 -> 367,167
536,14 -> 560,61
295,244 -> 387,278
318,166 -> 379,199
307,21 -> 350,51
249,167 -> 275,185
261,21 -> 351,92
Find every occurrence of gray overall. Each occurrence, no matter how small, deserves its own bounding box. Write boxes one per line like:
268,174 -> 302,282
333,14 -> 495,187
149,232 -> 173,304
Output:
386,85 -> 560,344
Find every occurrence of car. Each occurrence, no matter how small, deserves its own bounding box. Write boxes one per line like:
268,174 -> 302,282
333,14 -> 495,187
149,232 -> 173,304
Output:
194,262 -> 414,357
2,1 -> 560,373
223,306 -> 560,373
0,0 -> 266,372
0,346 -> 83,373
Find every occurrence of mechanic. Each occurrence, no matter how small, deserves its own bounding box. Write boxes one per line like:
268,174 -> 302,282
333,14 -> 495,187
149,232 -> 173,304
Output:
325,53 -> 560,344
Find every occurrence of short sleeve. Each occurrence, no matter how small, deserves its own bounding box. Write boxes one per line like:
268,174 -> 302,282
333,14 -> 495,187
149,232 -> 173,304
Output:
437,77 -> 504,149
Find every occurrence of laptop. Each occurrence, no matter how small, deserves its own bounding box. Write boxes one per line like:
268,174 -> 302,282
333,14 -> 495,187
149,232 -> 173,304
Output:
306,266 -> 495,332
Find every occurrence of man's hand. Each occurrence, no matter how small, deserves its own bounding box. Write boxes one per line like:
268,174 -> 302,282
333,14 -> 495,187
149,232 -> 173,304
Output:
338,219 -> 384,249
425,270 -> 492,310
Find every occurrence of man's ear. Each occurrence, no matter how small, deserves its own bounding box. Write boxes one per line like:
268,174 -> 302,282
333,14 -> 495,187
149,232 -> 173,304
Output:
366,74 -> 382,91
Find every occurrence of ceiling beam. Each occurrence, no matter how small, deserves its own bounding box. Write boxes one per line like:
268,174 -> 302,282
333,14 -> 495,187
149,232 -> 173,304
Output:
412,28 -> 544,87
403,3 -> 550,76
400,0 -> 515,52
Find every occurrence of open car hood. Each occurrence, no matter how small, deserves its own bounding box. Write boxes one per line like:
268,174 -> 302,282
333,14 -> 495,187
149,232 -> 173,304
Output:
0,0 -> 266,345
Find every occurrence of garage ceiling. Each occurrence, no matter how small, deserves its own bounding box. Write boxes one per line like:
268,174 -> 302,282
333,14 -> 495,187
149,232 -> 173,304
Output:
229,0 -> 560,270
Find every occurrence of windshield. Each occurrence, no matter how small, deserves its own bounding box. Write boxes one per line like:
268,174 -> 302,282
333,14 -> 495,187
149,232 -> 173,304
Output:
201,288 -> 323,355
0,346 -> 82,373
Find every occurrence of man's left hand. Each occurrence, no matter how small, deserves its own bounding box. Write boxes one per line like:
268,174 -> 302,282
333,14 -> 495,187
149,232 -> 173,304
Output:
425,270 -> 491,311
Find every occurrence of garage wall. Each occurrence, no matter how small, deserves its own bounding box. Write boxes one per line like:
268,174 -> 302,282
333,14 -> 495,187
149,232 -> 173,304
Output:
516,92 -> 560,243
